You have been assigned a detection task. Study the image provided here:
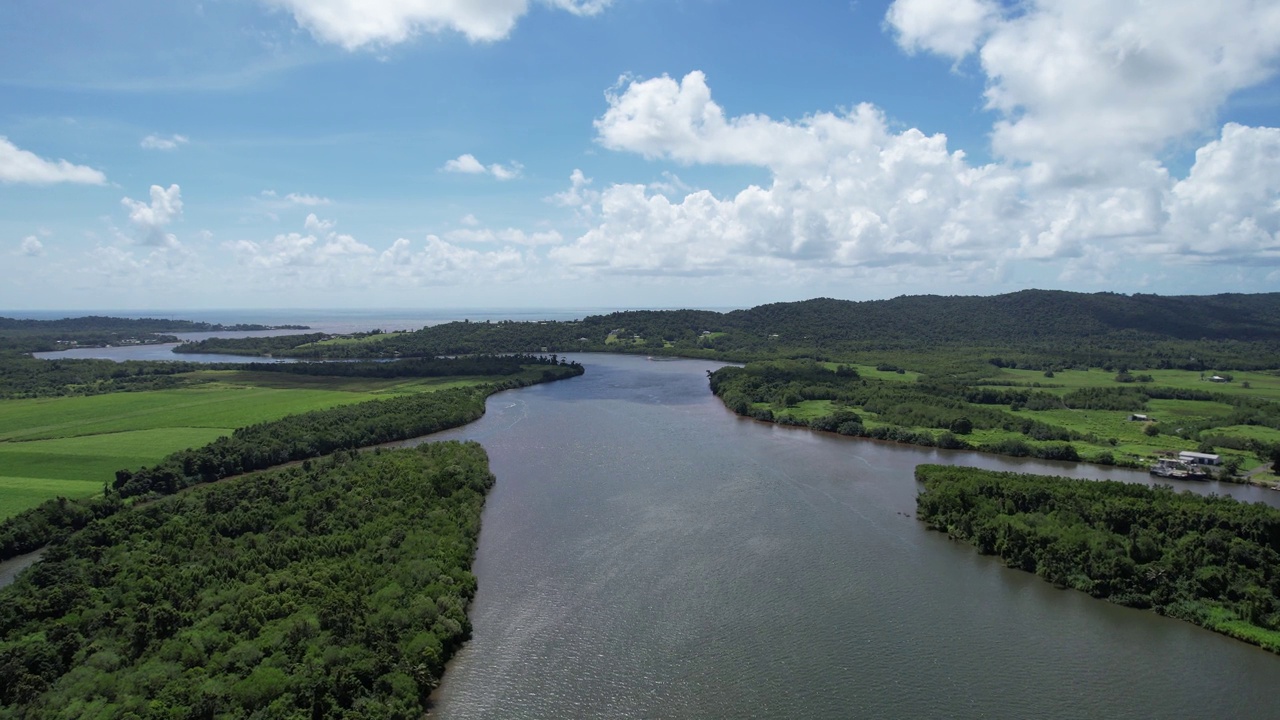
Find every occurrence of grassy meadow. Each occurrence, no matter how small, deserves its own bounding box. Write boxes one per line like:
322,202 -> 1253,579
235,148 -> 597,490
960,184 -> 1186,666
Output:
0,368 -> 535,518
760,365 -> 1280,477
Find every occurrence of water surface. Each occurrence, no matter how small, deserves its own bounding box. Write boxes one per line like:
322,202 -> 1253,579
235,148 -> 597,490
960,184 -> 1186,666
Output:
417,354 -> 1280,720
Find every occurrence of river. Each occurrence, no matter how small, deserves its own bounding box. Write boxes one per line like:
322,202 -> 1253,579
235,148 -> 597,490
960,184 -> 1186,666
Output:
406,353 -> 1280,720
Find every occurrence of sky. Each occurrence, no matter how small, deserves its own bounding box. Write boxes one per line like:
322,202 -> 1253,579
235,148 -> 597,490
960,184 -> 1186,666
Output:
1,0 -> 1279,311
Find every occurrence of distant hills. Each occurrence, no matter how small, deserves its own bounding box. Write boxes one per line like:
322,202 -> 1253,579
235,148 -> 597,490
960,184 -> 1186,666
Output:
198,290 -> 1280,372
0,316 -> 309,354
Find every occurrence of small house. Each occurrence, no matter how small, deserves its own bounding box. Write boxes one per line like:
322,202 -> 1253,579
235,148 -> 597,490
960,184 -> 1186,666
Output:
1178,451 -> 1221,466
1128,414 -> 1150,422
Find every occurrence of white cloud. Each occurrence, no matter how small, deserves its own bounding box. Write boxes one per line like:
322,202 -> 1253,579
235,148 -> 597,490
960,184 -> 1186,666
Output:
561,55 -> 1280,285
264,0 -> 612,50
1164,124 -> 1280,263
442,153 -> 523,180
19,236 -> 44,257
446,227 -> 563,246
887,0 -> 1280,168
140,134 -> 189,151
0,137 -> 106,185
886,0 -> 998,60
226,213 -> 537,289
121,184 -> 184,248
285,192 -> 332,206
443,153 -> 486,174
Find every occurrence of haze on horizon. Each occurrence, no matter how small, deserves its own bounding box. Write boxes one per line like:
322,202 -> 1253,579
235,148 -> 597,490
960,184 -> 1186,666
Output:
2,0 -> 1279,312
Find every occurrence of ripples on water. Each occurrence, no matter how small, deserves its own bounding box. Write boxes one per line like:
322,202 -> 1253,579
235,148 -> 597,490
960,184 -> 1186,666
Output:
420,354 -> 1280,720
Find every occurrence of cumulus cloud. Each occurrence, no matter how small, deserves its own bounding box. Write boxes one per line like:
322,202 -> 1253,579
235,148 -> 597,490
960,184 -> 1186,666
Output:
19,236 -> 44,257
0,137 -> 106,185
264,0 -> 612,49
561,48 -> 1280,285
446,227 -> 563,246
1163,124 -> 1280,263
886,0 -> 998,60
227,214 -> 537,288
442,153 -> 523,180
886,0 -> 1280,169
285,192 -> 332,206
566,71 -> 1021,275
121,184 -> 184,248
140,134 -> 189,151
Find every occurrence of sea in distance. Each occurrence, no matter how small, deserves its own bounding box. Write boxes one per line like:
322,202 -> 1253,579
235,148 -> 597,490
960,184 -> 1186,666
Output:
17,313 -> 1280,718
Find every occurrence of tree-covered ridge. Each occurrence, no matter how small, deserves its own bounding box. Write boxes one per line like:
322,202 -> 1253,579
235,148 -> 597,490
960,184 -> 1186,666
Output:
0,360 -> 585,560
173,333 -> 330,356
149,291 -> 1280,370
0,316 -> 307,355
914,464 -> 1280,652
0,352 -> 570,399
0,443 -> 490,719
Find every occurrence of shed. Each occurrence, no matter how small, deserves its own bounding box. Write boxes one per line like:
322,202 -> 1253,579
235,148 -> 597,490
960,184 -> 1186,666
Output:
1178,451 -> 1221,466
1128,414 -> 1150,422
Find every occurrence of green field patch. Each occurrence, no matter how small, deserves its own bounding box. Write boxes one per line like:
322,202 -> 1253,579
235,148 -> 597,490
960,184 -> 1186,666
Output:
820,362 -> 921,383
1145,398 -> 1235,420
296,331 -> 405,348
1206,425 -> 1280,445
777,400 -> 836,421
0,428 -> 229,488
986,368 -> 1280,401
0,386 -> 377,442
0,476 -> 104,518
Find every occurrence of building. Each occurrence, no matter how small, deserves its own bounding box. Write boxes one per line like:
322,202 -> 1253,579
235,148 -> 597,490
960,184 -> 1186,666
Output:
1178,451 -> 1221,466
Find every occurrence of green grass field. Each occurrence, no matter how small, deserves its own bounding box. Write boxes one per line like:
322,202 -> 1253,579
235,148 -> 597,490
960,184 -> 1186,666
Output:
756,364 -> 1278,472
987,367 -> 1280,401
0,369 -> 536,519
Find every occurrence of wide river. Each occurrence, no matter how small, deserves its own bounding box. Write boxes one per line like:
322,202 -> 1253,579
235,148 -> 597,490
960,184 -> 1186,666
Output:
409,353 -> 1280,720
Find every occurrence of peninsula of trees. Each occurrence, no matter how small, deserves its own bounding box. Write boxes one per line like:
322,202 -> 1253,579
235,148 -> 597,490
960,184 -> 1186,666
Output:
0,315 -> 308,354
914,464 -> 1280,652
1,443 -> 490,717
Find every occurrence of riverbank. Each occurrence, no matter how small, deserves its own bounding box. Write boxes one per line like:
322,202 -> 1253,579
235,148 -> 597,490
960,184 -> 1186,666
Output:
708,359 -> 1280,489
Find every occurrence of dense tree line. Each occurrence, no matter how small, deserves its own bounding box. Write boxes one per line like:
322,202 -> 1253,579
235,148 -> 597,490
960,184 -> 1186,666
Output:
268,291 -> 1280,370
0,316 -> 306,354
0,352 -> 577,399
914,464 -> 1280,652
239,354 -> 572,379
174,333 -> 330,356
0,443 -> 489,718
0,363 -> 584,560
0,356 -> 208,399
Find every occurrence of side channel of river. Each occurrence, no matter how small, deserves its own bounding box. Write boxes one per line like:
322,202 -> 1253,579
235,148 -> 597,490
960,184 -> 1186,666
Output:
409,353 -> 1280,720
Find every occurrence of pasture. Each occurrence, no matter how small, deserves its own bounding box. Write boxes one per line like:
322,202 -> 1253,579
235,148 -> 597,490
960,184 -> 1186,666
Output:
0,370 -> 512,518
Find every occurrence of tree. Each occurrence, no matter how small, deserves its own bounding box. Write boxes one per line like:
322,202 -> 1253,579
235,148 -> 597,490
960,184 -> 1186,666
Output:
1271,446 -> 1280,473
949,417 -> 974,435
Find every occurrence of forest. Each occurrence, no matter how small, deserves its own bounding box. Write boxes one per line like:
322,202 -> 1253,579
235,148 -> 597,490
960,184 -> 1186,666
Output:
0,358 -> 583,560
0,443 -> 490,718
0,352 -> 567,399
0,316 -> 306,354
208,291 -> 1280,371
914,464 -> 1280,652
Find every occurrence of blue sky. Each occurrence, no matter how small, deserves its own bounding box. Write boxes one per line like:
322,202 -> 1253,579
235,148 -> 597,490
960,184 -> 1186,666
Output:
2,0 -> 1279,311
